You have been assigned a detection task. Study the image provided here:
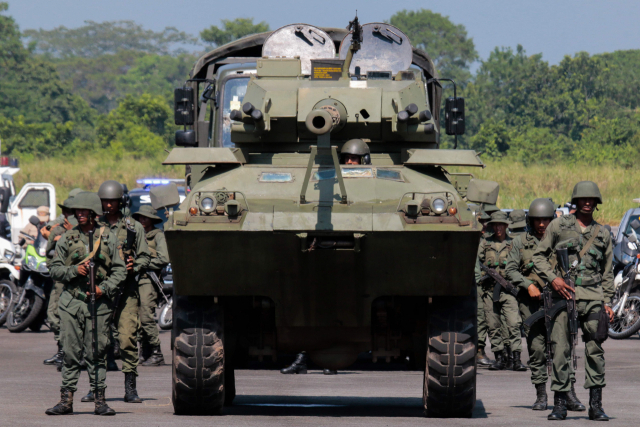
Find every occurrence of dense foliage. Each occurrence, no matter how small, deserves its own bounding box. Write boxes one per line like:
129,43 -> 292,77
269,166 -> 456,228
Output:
1,3 -> 639,167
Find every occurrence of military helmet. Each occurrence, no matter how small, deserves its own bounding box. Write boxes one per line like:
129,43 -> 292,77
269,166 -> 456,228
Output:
341,139 -> 370,156
132,205 -> 163,224
487,210 -> 511,225
528,198 -> 556,218
571,181 -> 602,204
508,209 -> 527,229
484,204 -> 500,215
58,197 -> 75,210
68,188 -> 84,198
69,192 -> 103,216
98,180 -> 124,200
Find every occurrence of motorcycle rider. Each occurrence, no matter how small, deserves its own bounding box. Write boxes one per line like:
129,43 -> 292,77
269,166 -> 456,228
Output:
533,182 -> 614,421
505,198 -> 586,411
45,192 -> 126,416
132,205 -> 169,366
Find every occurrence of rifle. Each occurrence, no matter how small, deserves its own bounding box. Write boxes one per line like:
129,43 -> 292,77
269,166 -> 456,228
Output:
112,219 -> 137,311
557,247 -> 579,371
479,264 -> 520,301
146,270 -> 170,305
88,229 -> 99,395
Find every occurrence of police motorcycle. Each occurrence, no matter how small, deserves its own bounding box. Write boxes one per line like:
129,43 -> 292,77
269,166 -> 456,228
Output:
156,265 -> 173,330
0,238 -> 19,327
6,226 -> 52,332
608,219 -> 640,339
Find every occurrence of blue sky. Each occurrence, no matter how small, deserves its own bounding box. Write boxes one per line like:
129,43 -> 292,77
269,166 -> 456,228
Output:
8,0 -> 640,65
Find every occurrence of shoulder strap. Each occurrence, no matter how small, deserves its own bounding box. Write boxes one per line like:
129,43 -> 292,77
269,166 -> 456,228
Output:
81,226 -> 106,262
578,224 -> 602,259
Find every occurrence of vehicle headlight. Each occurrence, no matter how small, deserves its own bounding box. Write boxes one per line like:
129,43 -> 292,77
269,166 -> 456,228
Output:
622,252 -> 634,265
37,261 -> 48,273
27,255 -> 38,270
431,198 -> 447,215
5,250 -> 14,261
200,197 -> 216,214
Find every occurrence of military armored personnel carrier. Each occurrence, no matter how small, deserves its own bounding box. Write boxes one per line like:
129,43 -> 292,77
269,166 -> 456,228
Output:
154,19 -> 498,417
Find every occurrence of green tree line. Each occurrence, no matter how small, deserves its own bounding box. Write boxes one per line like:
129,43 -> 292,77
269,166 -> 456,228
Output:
1,2 -> 639,166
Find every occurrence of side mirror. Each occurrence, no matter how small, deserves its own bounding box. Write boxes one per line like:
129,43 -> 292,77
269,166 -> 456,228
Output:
444,97 -> 465,135
0,187 -> 10,213
631,219 -> 640,230
150,183 -> 180,210
175,130 -> 197,147
466,179 -> 499,205
174,87 -> 194,126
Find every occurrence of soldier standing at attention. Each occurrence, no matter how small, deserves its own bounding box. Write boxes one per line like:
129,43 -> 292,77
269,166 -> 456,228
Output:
476,210 -> 494,367
475,211 -> 525,371
89,180 -> 150,404
133,205 -> 170,366
533,181 -> 614,421
43,196 -> 78,368
45,192 -> 126,416
505,199 -> 585,411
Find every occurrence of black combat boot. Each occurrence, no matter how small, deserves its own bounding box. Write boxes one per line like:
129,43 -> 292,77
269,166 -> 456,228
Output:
45,388 -> 74,415
532,383 -> 548,410
280,352 -> 308,374
124,372 -> 142,403
512,351 -> 528,371
477,347 -> 494,366
81,390 -> 94,402
504,345 -> 514,370
488,351 -> 506,371
44,342 -> 64,366
141,345 -> 165,366
94,389 -> 115,416
548,391 -> 568,421
566,382 -> 586,412
588,387 -> 609,421
323,369 -> 337,375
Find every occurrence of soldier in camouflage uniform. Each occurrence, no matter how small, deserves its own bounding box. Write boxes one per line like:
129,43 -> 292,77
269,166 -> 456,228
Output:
45,192 -> 126,416
132,205 -> 170,366
476,210 -> 494,366
84,180 -> 150,404
43,196 -> 78,368
508,209 -> 528,238
505,199 -> 585,412
533,182 -> 614,421
475,211 -> 525,371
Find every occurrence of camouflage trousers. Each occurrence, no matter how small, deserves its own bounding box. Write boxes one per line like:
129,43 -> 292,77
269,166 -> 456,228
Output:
138,281 -> 161,348
113,284 -> 140,375
519,292 -> 577,386
46,282 -> 64,342
550,299 -> 605,392
59,304 -> 110,392
482,289 -> 522,353
477,285 -> 489,349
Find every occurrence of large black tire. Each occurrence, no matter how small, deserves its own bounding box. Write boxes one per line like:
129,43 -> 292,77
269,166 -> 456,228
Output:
424,293 -> 477,418
608,294 -> 640,339
172,295 -> 226,415
7,291 -> 44,333
0,279 -> 17,327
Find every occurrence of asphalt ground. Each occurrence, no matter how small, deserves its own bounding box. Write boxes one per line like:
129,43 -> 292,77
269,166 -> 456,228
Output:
1,326 -> 638,426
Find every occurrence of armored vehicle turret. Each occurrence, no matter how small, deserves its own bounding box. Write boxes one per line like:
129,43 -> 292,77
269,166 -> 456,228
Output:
157,19 -> 495,418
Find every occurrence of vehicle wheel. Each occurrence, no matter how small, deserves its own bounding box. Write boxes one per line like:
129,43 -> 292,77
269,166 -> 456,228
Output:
158,298 -> 173,330
608,295 -> 640,339
424,293 -> 477,418
0,279 -> 17,327
7,291 -> 44,333
172,295 -> 225,415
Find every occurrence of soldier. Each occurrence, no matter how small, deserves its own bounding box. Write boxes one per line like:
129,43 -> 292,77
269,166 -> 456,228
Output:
132,205 -> 169,366
43,196 -> 78,368
476,210 -> 494,366
340,139 -> 371,165
533,182 -> 614,421
81,180 -> 150,404
505,199 -> 585,411
509,209 -> 528,238
475,211 -> 526,371
45,192 -> 126,416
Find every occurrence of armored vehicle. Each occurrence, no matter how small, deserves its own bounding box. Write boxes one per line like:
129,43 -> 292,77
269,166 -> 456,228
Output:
155,20 -> 497,417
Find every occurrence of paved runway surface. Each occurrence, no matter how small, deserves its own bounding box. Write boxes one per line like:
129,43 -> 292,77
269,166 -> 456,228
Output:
1,326 -> 638,426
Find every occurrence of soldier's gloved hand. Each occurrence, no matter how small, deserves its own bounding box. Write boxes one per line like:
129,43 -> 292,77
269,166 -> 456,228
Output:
77,261 -> 90,276
527,284 -> 541,300
605,305 -> 614,322
551,277 -> 574,300
86,286 -> 103,299
126,256 -> 134,272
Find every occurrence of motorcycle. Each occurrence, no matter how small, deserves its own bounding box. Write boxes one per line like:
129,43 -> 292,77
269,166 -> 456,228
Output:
156,264 -> 173,330
7,231 -> 52,332
0,237 -> 20,327
609,219 -> 640,339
